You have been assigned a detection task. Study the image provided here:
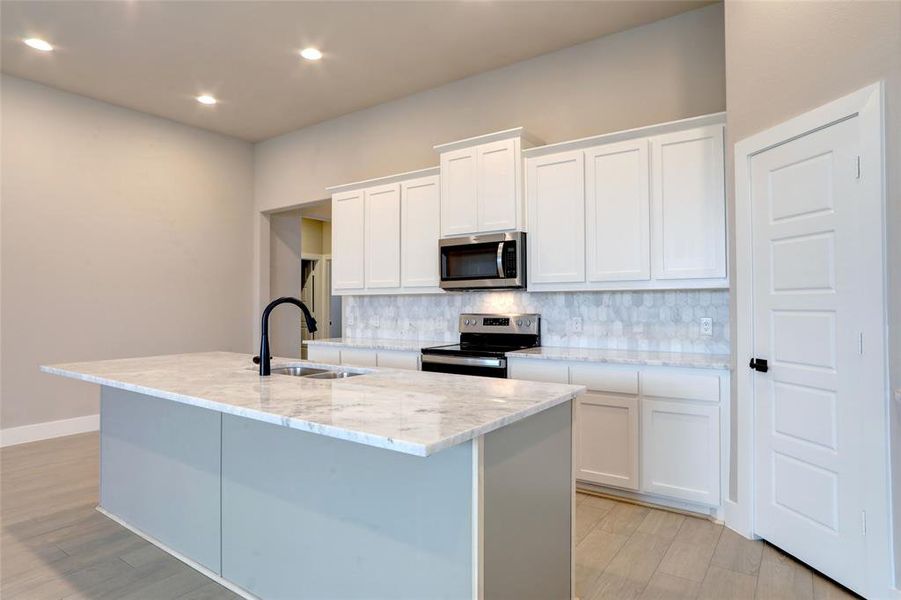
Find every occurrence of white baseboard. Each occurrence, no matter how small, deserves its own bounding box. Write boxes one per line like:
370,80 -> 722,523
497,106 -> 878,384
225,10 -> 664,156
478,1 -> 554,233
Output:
0,414 -> 99,448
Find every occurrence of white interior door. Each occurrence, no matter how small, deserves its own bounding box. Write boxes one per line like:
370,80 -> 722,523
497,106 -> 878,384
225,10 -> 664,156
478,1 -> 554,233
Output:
751,116 -> 871,592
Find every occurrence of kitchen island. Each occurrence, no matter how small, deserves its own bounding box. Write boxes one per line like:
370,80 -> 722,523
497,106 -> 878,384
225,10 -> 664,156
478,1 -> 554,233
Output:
42,352 -> 584,600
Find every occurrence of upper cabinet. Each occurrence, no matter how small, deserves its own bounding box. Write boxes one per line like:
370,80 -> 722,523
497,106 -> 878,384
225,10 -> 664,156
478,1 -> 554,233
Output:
329,168 -> 442,296
526,114 -> 727,292
436,128 -> 539,237
650,125 -> 726,280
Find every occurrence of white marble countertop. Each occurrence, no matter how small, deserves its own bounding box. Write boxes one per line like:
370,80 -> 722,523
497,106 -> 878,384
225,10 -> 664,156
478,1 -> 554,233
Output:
304,337 -> 447,352
42,352 -> 583,457
506,347 -> 732,370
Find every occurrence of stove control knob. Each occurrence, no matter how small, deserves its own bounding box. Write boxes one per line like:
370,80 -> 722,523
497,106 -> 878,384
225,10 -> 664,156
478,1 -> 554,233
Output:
463,319 -> 470,325
526,319 -> 532,327
516,319 -> 523,326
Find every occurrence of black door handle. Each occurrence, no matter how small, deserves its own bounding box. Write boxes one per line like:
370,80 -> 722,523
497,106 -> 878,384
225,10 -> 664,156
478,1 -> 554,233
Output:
749,358 -> 768,373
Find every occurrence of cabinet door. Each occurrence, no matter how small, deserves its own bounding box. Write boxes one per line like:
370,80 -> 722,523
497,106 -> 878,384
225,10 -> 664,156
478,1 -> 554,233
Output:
526,150 -> 585,284
641,398 -> 720,506
307,346 -> 341,365
586,139 -> 650,282
650,125 -> 726,280
401,175 -> 440,289
576,393 -> 639,490
340,348 -> 378,367
376,351 -> 420,370
440,147 -> 478,237
331,190 -> 366,290
476,138 -> 519,232
365,184 -> 401,289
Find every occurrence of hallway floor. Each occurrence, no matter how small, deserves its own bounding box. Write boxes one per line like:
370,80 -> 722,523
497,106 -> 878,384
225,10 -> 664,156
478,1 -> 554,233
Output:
1,433 -> 858,599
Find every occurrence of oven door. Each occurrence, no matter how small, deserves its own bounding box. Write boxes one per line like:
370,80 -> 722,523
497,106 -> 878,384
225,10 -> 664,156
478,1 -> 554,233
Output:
420,354 -> 508,378
439,232 -> 524,290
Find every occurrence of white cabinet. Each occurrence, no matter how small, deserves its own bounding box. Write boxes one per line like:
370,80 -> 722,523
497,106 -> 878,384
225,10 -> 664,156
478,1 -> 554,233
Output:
526,150 -> 586,284
401,175 -> 440,288
439,147 -> 479,236
331,190 -> 366,290
307,345 -> 341,364
524,114 -> 727,292
436,128 -> 535,237
641,398 -> 720,506
650,124 -> 726,280
328,167 -> 443,296
576,393 -> 639,490
376,350 -> 420,371
340,348 -> 378,367
364,184 -> 401,289
585,139 -> 650,282
476,139 -> 519,232
507,357 -> 728,512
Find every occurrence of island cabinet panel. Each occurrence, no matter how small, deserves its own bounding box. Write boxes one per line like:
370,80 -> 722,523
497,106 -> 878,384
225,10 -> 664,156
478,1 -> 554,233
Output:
482,400 -> 573,600
331,189 -> 366,291
99,387 -> 222,574
220,415 -> 474,600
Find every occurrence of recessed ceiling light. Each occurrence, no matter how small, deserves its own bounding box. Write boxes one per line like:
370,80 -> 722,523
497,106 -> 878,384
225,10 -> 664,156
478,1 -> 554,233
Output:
299,47 -> 323,61
196,95 -> 217,105
24,38 -> 53,52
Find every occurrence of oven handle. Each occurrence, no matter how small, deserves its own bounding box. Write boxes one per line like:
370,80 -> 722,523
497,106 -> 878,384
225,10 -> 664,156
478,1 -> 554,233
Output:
421,354 -> 507,369
496,242 -> 505,279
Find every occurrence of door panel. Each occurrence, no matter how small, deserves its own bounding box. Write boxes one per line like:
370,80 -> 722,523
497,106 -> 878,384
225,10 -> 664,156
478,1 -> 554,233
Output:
364,184 -> 401,288
526,150 -> 585,284
641,398 -> 719,506
440,148 -> 478,236
650,125 -> 726,280
751,117 -> 866,591
477,139 -> 518,232
401,175 -> 441,288
576,393 -> 639,490
331,190 -> 366,290
585,139 -> 650,282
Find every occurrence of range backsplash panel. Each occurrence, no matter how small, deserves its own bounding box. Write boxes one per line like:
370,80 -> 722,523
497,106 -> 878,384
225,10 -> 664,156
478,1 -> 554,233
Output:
342,290 -> 729,354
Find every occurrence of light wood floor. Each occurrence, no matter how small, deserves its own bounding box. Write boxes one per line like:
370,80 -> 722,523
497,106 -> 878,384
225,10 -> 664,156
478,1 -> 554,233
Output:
1,433 -> 859,600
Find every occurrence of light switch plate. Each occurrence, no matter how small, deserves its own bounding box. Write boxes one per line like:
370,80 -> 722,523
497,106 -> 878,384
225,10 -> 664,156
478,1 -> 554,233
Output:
700,317 -> 713,337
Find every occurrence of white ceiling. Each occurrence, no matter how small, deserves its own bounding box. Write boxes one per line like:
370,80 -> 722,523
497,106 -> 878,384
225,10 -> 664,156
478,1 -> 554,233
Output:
1,1 -> 711,142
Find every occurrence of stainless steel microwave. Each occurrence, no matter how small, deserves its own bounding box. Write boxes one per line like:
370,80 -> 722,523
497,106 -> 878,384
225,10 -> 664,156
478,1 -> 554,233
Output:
439,232 -> 526,290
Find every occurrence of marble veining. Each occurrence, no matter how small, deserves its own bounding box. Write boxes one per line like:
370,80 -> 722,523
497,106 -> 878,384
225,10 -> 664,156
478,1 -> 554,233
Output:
304,337 -> 443,352
507,347 -> 732,370
343,289 -> 730,354
41,352 -> 583,457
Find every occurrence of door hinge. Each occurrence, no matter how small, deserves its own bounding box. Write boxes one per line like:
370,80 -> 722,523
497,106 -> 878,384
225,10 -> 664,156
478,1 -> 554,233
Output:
862,511 -> 867,536
856,156 -> 861,179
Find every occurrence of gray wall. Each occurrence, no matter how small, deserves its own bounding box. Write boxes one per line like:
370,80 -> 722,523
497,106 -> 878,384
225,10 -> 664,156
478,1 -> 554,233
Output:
0,75 -> 255,429
253,4 -> 726,211
724,0 -> 901,579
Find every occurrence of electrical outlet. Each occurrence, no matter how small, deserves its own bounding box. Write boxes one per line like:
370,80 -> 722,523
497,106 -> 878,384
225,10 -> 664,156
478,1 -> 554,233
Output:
571,317 -> 583,333
700,317 -> 713,337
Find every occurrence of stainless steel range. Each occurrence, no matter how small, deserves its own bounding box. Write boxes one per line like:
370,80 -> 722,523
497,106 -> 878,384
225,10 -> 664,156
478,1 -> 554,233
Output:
420,313 -> 540,378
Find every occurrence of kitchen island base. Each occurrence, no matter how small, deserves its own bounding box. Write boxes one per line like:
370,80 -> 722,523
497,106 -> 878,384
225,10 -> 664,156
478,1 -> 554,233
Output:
99,386 -> 573,599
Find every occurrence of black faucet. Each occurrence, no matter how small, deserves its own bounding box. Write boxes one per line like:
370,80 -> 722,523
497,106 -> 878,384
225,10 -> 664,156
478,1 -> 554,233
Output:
256,297 -> 318,376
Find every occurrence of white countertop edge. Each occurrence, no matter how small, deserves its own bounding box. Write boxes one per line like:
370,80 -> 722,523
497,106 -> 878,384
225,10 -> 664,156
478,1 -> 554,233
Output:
40,364 -> 583,457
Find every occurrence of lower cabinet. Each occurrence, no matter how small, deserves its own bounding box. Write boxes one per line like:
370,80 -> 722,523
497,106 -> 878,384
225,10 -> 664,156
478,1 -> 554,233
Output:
307,345 -> 420,371
641,398 -> 720,506
575,393 -> 639,490
508,358 -> 727,510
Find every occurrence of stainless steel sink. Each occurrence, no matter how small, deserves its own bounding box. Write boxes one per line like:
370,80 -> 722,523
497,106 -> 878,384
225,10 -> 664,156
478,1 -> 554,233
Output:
269,366 -> 364,379
270,366 -> 330,377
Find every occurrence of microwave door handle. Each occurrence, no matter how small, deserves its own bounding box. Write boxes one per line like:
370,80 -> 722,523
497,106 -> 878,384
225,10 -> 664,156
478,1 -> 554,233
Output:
496,242 -> 505,278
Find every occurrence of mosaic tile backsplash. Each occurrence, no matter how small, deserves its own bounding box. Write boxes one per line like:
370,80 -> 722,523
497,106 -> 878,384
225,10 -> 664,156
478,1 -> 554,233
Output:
343,290 -> 730,354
